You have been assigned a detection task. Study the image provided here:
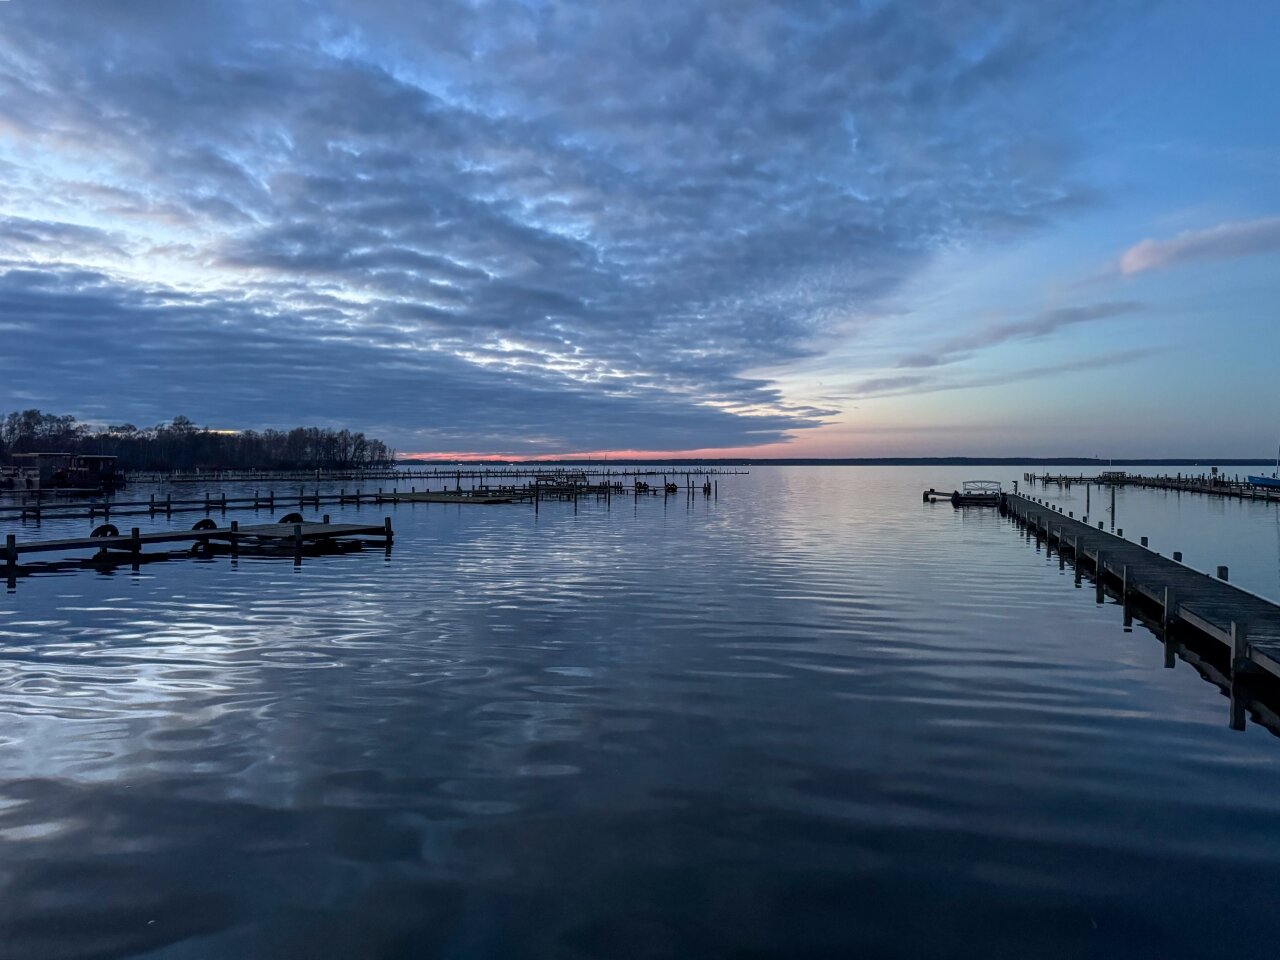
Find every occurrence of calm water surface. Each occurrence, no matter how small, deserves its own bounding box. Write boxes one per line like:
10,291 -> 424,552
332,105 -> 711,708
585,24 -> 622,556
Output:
2,466 -> 1280,959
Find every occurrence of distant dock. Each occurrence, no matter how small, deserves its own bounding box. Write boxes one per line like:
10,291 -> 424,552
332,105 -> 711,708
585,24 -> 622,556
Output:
1002,492 -> 1280,727
1023,471 -> 1280,504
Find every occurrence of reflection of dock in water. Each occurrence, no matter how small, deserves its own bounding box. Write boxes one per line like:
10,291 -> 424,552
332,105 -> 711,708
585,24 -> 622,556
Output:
1003,492 -> 1280,733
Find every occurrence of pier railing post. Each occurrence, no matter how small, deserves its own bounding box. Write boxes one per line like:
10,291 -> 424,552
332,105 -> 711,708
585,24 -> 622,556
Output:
1231,621 -> 1251,674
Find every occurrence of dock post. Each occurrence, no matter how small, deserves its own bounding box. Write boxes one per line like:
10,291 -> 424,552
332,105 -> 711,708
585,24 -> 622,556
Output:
1086,485 -> 1090,512
150,494 -> 155,515
130,527 -> 141,572
1231,621 -> 1251,675
1173,551 -> 1182,562
230,520 -> 239,559
205,491 -> 211,513
1162,586 -> 1178,633
1110,486 -> 1116,529
166,494 -> 172,517
1217,566 -> 1229,582
1117,528 -> 1123,538
5,534 -> 15,588
383,517 -> 393,544
1095,553 -> 1106,603
293,523 -> 303,566
1140,536 -> 1148,547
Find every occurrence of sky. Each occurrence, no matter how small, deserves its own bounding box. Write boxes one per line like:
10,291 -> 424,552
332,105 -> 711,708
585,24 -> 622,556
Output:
0,0 -> 1277,459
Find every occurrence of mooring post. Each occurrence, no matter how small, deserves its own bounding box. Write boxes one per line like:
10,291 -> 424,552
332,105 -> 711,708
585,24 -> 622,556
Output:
150,493 -> 155,514
293,523 -> 303,565
130,527 -> 141,572
1173,551 -> 1182,562
383,517 -> 393,544
166,493 -> 172,517
1163,585 -> 1177,633
322,514 -> 330,524
222,492 -> 227,513
230,520 -> 239,558
5,533 -> 16,587
1231,621 -> 1251,674
1217,565 -> 1229,582
1117,528 -> 1124,538
1095,553 -> 1106,603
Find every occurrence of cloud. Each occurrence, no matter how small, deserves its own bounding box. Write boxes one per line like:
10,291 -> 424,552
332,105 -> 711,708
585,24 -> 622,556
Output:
853,347 -> 1159,399
0,0 -> 1123,450
1120,216 -> 1280,275
897,301 -> 1140,368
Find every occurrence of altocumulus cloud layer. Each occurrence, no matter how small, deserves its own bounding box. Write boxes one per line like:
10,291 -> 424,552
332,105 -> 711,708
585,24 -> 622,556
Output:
0,0 -> 1116,453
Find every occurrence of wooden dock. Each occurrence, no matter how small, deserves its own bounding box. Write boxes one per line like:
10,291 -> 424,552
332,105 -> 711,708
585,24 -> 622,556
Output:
4,516 -> 393,585
0,475 -> 720,523
123,466 -> 750,485
1001,493 -> 1280,722
1023,471 -> 1280,504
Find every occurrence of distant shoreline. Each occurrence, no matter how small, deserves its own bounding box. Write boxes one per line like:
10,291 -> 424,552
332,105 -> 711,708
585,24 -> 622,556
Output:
397,457 -> 1279,467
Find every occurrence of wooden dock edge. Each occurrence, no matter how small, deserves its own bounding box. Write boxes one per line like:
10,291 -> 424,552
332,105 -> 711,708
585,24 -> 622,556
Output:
1001,492 -> 1280,687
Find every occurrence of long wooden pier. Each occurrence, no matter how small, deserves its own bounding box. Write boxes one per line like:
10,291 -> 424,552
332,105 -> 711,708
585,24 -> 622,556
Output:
1023,471 -> 1280,504
0,475 -> 721,523
123,466 -> 749,485
1002,493 -> 1280,700
4,516 -> 393,586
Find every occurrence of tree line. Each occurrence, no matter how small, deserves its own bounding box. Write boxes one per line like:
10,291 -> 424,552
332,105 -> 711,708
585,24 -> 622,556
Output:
0,410 -> 396,471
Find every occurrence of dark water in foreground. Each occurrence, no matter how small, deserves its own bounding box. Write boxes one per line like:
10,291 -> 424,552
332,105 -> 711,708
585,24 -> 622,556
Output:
2,466 -> 1280,959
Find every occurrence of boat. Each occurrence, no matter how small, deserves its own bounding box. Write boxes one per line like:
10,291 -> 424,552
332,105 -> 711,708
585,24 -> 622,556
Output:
924,480 -> 1003,506
1248,444 -> 1280,489
950,480 -> 1003,506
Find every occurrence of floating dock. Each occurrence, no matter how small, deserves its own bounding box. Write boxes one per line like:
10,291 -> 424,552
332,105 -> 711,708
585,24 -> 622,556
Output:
4,516 -> 393,585
1001,493 -> 1280,711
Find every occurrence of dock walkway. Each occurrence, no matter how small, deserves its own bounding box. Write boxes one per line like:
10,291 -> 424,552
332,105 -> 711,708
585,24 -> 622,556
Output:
4,517 -> 393,585
1002,493 -> 1280,679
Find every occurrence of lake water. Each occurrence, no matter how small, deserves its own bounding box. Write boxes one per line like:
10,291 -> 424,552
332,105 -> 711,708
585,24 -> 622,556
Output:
2,465 -> 1280,959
